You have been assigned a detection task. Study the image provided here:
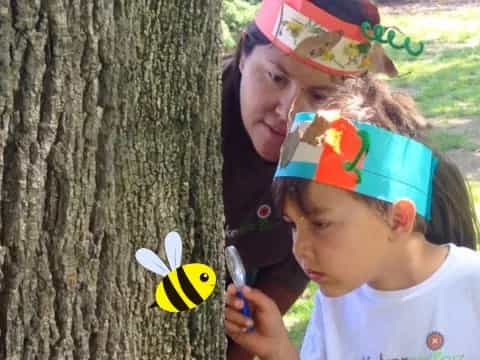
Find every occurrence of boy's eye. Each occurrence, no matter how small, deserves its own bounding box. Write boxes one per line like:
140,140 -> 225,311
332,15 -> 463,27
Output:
312,221 -> 331,230
310,91 -> 328,103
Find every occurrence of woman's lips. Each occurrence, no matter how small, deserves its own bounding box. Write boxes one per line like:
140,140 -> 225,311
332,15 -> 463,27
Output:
264,122 -> 287,137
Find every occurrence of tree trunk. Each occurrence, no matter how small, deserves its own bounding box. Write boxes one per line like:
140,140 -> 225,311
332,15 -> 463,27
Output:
0,1 -> 225,359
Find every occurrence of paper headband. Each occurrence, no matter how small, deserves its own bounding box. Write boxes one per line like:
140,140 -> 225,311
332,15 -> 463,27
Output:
274,112 -> 438,220
255,0 -> 424,75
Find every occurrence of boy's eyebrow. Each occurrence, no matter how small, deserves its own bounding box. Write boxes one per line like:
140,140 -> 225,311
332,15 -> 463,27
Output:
304,204 -> 332,217
282,205 -> 332,220
309,85 -> 335,92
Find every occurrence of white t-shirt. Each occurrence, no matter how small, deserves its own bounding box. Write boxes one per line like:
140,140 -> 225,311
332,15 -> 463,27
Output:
300,244 -> 480,360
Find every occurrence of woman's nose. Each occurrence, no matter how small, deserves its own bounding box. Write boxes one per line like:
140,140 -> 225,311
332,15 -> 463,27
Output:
284,90 -> 319,126
275,84 -> 301,123
289,92 -> 314,120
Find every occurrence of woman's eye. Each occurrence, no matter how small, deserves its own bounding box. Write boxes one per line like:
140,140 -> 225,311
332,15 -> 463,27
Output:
268,71 -> 286,85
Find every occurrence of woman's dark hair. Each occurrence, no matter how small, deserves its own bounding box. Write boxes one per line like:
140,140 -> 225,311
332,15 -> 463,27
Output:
307,0 -> 380,25
222,21 -> 269,116
271,81 -> 479,249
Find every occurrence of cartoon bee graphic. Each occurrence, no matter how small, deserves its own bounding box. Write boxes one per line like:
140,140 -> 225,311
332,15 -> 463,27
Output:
135,231 -> 217,312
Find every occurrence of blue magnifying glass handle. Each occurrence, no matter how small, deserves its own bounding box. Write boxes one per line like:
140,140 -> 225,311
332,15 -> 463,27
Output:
224,245 -> 254,332
236,290 -> 254,332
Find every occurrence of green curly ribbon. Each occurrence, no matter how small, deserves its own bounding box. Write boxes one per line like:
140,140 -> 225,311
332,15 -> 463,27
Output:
343,130 -> 370,184
361,21 -> 425,57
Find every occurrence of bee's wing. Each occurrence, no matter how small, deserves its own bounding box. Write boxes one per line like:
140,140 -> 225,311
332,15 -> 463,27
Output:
165,231 -> 182,270
135,248 -> 170,276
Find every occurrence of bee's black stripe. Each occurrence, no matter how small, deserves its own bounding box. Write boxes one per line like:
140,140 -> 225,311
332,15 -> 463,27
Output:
177,267 -> 203,305
163,275 -> 189,311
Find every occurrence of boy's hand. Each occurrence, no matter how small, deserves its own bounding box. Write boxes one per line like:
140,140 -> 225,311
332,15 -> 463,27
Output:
224,284 -> 298,360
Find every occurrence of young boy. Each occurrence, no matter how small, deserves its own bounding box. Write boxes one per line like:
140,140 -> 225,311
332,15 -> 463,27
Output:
225,111 -> 480,360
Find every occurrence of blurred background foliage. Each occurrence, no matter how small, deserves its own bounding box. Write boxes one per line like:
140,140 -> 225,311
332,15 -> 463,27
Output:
222,0 -> 259,50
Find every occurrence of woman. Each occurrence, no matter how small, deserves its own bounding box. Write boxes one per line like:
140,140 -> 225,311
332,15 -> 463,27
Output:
222,1 -> 436,358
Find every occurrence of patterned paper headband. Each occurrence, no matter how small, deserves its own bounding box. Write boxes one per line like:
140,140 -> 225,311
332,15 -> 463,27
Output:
255,0 -> 425,76
274,112 -> 438,220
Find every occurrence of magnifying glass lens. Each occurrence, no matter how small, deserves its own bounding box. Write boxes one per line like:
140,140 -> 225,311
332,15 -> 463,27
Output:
225,245 -> 246,288
224,245 -> 253,331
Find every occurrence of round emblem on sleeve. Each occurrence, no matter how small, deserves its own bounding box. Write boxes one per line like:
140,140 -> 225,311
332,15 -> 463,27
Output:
426,331 -> 444,351
257,204 -> 272,219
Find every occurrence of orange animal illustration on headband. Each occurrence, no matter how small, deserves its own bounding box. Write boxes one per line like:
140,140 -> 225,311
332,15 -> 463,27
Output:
315,119 -> 370,187
279,114 -> 370,186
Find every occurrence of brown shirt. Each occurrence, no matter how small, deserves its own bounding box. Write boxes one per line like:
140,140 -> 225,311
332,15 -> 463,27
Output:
222,56 -> 308,291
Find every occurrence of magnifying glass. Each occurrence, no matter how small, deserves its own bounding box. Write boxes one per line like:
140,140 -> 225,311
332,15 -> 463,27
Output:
225,245 -> 254,331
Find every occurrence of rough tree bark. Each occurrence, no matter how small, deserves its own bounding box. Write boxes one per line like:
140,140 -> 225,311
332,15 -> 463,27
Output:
0,1 -> 225,359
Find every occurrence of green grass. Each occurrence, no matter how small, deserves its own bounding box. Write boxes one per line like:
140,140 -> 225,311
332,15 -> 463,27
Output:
283,282 -> 318,348
471,180 -> 480,230
424,129 -> 477,152
388,48 -> 480,118
382,10 -> 480,45
472,181 -> 480,203
382,8 -> 480,119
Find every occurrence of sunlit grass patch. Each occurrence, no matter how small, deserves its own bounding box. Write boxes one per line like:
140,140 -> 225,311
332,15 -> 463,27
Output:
470,180 -> 480,218
471,181 -> 480,203
425,129 -> 477,152
382,8 -> 480,46
388,48 -> 480,118
284,282 -> 318,348
382,9 -> 480,118
469,181 -> 480,247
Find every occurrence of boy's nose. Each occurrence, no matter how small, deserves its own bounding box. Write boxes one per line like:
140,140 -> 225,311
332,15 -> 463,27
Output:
292,222 -> 314,262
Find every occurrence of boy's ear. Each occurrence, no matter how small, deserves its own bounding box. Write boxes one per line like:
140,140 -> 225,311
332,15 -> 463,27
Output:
389,199 -> 416,233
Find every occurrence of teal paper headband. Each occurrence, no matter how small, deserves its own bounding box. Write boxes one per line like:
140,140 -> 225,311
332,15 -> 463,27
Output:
275,112 -> 438,220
